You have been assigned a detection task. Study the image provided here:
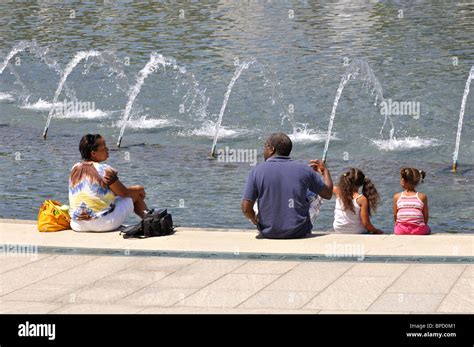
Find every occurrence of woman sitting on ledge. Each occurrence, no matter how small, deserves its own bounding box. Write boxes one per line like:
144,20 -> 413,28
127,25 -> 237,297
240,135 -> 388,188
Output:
68,134 -> 148,232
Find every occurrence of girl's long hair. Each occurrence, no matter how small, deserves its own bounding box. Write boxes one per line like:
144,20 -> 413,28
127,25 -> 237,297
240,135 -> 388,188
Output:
338,168 -> 380,216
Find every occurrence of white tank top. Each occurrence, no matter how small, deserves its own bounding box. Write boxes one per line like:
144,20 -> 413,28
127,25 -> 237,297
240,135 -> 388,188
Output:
333,194 -> 366,234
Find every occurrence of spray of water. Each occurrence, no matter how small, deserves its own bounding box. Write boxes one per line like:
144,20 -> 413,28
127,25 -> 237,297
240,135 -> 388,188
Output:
6,65 -> 30,103
210,58 -> 290,158
42,50 -> 130,139
310,58 -> 388,222
209,59 -> 257,157
0,41 -> 33,75
93,51 -> 130,93
0,40 -> 77,103
265,66 -> 299,132
180,70 -> 210,123
322,58 -> 387,161
116,52 -> 182,147
42,50 -> 102,139
452,66 -> 474,172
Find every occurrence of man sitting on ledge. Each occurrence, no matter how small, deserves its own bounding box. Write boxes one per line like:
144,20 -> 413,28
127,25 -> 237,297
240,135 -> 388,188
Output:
69,134 -> 148,232
241,132 -> 333,239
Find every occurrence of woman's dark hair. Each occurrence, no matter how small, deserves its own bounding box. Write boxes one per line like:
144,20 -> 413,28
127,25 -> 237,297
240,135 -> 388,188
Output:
400,167 -> 426,187
338,168 -> 380,216
79,134 -> 102,160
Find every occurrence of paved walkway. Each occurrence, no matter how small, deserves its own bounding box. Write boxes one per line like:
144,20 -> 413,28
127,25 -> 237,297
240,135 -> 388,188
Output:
0,220 -> 472,314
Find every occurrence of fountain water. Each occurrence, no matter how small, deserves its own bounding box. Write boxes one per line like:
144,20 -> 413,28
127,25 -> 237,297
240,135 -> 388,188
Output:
309,58 -> 389,222
209,58 -> 257,158
116,52 -> 183,148
209,58 -> 290,157
6,65 -> 29,104
322,58 -> 388,161
0,40 -> 77,104
180,69 -> 210,123
0,41 -> 34,75
452,66 -> 474,173
267,67 -> 299,133
42,50 -> 129,139
42,50 -> 101,139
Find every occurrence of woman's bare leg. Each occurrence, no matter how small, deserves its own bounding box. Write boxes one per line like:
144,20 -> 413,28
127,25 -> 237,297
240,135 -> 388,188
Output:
132,196 -> 148,219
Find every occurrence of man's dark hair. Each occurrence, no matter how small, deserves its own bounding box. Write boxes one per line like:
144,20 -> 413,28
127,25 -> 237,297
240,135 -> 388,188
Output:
79,134 -> 102,160
267,132 -> 292,156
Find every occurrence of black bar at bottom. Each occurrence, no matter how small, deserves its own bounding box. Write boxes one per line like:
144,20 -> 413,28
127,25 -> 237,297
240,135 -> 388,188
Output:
0,314 -> 472,346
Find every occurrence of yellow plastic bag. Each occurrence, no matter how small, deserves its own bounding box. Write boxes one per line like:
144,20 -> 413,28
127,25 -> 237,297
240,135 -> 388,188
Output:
37,200 -> 71,232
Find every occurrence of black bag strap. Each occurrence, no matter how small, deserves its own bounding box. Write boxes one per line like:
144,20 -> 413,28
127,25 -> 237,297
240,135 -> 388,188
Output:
120,221 -> 143,238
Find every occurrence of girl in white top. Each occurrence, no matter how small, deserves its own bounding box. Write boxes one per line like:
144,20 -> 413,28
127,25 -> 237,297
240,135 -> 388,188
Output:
333,168 -> 383,234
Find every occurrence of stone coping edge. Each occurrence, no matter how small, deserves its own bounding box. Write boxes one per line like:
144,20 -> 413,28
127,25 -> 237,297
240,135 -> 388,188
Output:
17,245 -> 474,264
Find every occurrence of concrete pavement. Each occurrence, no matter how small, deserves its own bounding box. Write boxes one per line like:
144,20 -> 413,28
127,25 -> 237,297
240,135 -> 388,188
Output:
0,219 -> 472,314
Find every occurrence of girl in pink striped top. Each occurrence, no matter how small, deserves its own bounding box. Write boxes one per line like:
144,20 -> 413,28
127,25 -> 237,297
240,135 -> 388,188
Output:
393,167 -> 431,235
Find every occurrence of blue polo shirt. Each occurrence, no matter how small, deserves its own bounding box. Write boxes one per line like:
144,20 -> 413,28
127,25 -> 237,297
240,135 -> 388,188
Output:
242,155 -> 325,239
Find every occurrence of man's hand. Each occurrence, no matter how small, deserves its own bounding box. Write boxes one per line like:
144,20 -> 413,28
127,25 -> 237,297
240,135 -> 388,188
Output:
251,214 -> 259,226
241,200 -> 257,225
309,159 -> 326,175
308,159 -> 333,200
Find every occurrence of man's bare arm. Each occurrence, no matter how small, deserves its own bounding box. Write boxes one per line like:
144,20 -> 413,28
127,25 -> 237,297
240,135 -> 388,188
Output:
241,199 -> 257,225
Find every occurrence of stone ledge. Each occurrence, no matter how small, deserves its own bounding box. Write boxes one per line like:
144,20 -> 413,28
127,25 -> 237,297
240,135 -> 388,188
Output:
0,220 -> 472,263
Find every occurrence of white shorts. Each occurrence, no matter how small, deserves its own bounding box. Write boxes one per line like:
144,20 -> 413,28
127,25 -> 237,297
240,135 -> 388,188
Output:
70,197 -> 134,232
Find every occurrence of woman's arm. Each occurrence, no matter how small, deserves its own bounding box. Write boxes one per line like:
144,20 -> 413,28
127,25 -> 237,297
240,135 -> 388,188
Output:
393,193 -> 400,222
358,196 -> 383,234
109,179 -> 144,200
419,192 -> 429,224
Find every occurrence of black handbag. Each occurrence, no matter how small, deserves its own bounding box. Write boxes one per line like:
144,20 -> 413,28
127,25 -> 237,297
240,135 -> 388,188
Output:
121,208 -> 175,238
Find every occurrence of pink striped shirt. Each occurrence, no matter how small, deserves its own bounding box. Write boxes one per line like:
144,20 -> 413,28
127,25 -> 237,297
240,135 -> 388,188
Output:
396,192 -> 425,226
